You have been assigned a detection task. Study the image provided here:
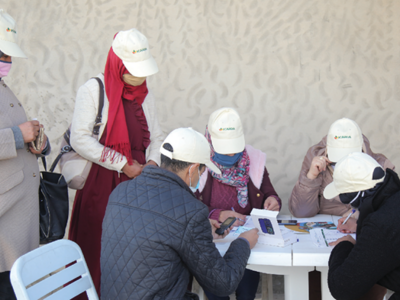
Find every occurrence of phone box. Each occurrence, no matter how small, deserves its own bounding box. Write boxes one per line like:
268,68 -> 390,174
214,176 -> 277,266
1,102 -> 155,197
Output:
250,209 -> 297,247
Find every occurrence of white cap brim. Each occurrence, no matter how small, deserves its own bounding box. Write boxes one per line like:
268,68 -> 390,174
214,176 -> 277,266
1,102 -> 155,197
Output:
0,40 -> 26,58
123,56 -> 159,77
327,146 -> 361,163
211,135 -> 245,154
206,160 -> 221,175
323,182 -> 340,199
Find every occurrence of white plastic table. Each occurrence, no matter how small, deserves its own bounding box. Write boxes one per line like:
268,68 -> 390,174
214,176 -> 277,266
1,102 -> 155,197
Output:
292,215 -> 340,300
201,214 -> 340,300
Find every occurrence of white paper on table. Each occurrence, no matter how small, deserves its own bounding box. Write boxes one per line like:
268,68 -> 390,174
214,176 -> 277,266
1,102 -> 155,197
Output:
310,229 -> 356,248
229,216 -> 255,236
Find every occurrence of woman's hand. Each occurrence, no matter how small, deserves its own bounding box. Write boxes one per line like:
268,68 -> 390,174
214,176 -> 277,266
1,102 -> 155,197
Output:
144,160 -> 158,167
329,235 -> 356,247
28,124 -> 48,154
307,156 -> 332,180
19,120 -> 40,143
263,196 -> 280,211
337,217 -> 357,233
219,210 -> 246,227
122,160 -> 144,178
29,133 -> 48,154
210,219 -> 231,239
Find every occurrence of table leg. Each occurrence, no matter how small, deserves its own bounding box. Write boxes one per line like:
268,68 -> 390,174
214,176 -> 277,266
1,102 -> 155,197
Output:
247,265 -> 314,300
284,267 -> 314,300
192,277 -> 206,300
318,266 -> 335,300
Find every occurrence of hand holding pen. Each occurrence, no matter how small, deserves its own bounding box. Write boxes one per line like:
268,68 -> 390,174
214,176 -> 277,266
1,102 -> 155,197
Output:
337,209 -> 357,233
342,209 -> 356,225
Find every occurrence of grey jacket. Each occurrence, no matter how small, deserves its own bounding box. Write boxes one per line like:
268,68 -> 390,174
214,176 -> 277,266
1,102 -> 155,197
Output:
101,166 -> 251,300
0,79 -> 40,271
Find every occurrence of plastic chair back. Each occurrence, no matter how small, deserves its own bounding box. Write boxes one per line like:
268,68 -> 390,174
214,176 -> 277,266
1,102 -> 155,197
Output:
10,239 -> 98,300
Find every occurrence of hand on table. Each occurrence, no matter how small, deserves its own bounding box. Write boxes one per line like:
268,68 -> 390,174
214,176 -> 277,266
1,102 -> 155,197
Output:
307,156 -> 332,180
219,210 -> 246,227
19,120 -> 40,143
210,219 -> 231,239
329,234 -> 356,247
122,160 -> 144,178
263,196 -> 280,211
337,217 -> 357,233
238,228 -> 259,249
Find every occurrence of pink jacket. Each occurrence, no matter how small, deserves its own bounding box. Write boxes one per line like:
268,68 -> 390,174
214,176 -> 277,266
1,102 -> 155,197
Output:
197,145 -> 281,219
289,135 -> 395,218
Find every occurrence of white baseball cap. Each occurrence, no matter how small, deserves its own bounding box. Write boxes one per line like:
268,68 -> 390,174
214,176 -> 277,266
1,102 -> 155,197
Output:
208,107 -> 245,154
323,152 -> 385,199
160,128 -> 221,174
112,28 -> 158,77
326,118 -> 363,162
0,9 -> 26,58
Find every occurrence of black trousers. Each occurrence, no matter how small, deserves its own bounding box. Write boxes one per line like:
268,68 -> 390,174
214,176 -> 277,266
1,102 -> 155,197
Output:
0,271 -> 16,300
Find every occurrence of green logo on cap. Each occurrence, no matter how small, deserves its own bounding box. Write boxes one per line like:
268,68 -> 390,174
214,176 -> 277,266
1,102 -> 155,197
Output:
6,28 -> 16,34
219,127 -> 235,131
132,48 -> 147,54
334,135 -> 351,139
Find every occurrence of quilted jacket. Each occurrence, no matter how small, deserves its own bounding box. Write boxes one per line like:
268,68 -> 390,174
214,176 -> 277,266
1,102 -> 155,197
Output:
101,165 -> 251,300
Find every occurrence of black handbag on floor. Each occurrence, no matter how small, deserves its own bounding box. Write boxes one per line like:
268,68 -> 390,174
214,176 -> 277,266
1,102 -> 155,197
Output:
39,157 -> 69,244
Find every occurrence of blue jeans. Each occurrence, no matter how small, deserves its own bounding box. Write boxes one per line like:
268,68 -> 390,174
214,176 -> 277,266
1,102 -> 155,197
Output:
204,269 -> 260,300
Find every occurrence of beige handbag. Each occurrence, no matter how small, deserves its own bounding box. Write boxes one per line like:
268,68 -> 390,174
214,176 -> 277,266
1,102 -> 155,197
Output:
30,127 -> 45,151
51,77 -> 104,190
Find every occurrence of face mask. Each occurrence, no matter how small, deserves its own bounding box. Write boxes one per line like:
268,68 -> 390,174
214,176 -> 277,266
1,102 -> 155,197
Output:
213,152 -> 242,167
189,165 -> 201,193
122,74 -> 146,86
0,61 -> 11,78
339,191 -> 363,208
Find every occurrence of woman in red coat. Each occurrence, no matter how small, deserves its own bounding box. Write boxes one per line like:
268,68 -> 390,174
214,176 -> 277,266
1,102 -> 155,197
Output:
68,29 -> 164,298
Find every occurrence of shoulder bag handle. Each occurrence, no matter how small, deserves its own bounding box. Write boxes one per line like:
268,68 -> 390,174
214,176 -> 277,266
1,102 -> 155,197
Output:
49,76 -> 104,173
92,76 -> 105,136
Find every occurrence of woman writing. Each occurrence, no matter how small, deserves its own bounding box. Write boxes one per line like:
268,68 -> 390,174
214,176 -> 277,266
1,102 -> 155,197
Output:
196,107 -> 281,300
68,28 -> 164,297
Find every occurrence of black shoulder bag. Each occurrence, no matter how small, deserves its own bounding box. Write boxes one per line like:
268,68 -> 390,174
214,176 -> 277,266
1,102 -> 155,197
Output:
39,156 -> 69,244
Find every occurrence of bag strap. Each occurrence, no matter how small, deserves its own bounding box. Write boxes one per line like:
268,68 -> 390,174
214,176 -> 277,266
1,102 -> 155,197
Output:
92,77 -> 105,136
49,76 -> 105,173
41,157 -> 47,172
49,145 -> 72,173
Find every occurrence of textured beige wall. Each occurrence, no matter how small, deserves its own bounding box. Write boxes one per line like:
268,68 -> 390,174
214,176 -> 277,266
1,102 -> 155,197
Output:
2,0 -> 400,214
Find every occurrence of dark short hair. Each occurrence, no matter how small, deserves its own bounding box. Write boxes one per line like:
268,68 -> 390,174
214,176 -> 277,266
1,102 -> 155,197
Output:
160,143 -> 205,172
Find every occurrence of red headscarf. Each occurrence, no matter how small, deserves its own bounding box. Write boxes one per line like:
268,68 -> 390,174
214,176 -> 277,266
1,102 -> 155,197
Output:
101,46 -> 148,165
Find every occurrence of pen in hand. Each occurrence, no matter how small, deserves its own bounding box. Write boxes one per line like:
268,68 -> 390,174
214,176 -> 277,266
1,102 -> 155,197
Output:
342,209 -> 356,225
231,207 -> 245,223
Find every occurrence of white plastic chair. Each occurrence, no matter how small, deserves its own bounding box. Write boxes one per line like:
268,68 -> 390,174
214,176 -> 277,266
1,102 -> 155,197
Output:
10,239 -> 99,300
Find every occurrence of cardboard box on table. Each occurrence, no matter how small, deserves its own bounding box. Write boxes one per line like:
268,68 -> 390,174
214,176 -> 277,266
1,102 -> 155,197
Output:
250,209 -> 297,247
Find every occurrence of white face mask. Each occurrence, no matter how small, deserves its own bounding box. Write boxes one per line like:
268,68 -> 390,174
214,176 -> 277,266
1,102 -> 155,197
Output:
189,165 -> 201,193
122,74 -> 146,86
0,61 -> 11,77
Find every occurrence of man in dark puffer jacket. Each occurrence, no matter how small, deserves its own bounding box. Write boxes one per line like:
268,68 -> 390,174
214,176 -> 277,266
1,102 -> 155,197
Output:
324,152 -> 400,300
101,128 -> 259,300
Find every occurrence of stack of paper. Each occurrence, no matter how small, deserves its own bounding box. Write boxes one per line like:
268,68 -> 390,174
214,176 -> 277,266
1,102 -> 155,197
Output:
310,228 -> 356,248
